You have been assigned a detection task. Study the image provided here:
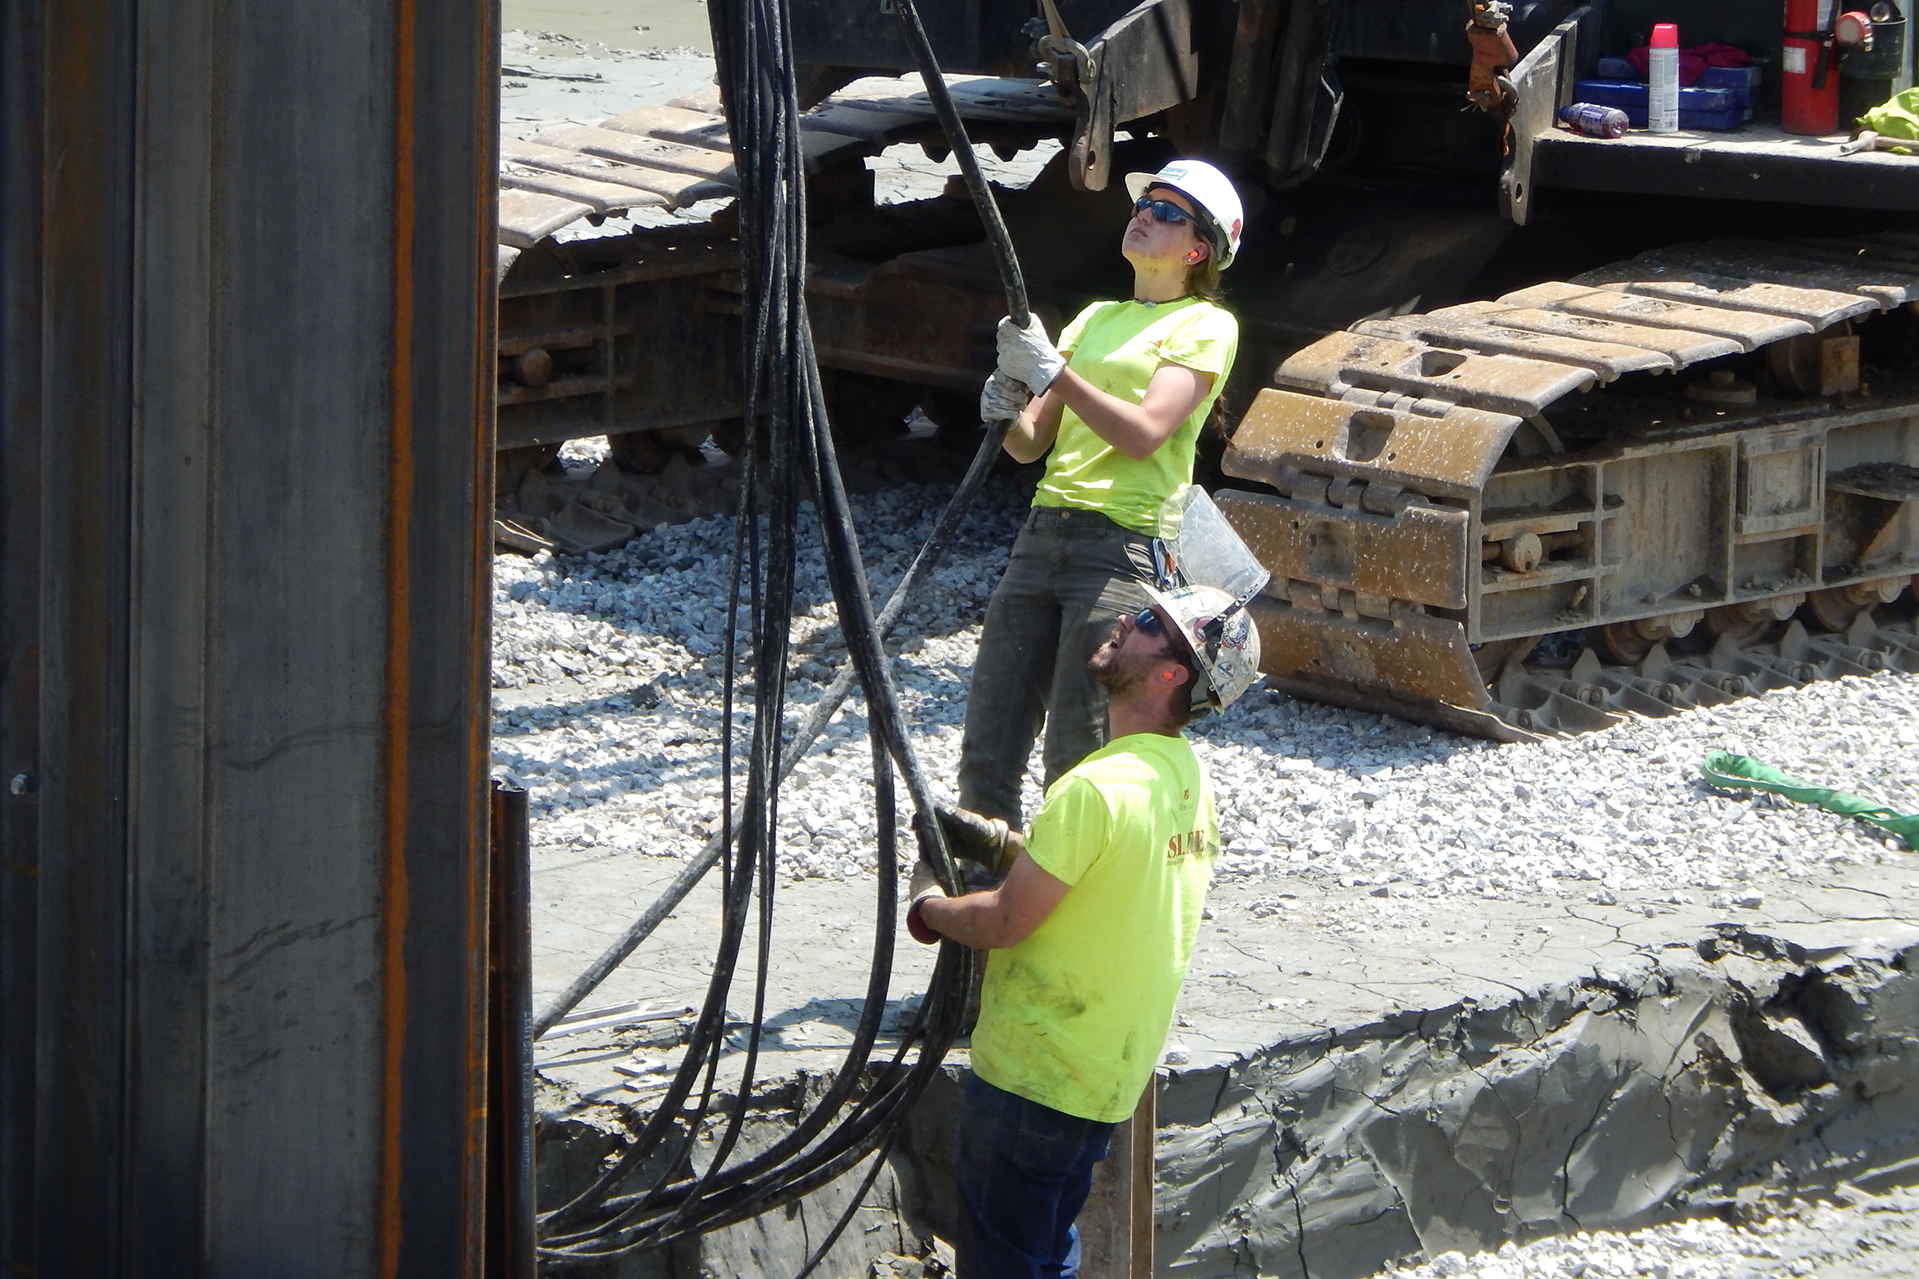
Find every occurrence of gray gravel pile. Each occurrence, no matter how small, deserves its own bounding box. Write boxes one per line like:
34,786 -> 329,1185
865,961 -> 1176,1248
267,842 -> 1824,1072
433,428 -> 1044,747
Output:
492,465 -> 1030,877
1374,1190 -> 1919,1278
492,467 -> 1918,901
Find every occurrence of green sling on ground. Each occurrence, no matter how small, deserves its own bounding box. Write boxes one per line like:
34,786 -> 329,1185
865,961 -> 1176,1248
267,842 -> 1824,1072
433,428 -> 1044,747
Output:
1702,751 -> 1919,846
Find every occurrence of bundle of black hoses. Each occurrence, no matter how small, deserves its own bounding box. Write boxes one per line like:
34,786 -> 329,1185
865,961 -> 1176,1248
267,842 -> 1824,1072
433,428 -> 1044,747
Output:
533,0 -> 1031,1265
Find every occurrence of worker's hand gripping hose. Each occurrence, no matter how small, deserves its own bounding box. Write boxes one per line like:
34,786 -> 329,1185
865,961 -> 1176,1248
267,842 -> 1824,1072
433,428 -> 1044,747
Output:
531,0 -> 1035,1264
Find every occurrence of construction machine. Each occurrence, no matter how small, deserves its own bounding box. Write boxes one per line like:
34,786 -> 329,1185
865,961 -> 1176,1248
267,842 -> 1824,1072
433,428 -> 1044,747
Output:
495,0 -> 1919,738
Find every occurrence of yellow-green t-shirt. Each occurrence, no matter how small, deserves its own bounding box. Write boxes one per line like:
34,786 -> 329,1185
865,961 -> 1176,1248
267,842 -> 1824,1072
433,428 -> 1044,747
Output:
969,732 -> 1218,1123
1034,297 -> 1238,535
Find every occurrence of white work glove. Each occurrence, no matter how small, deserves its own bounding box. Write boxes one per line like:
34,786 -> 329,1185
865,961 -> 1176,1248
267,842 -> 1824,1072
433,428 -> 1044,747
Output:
996,315 -> 1066,394
905,858 -> 945,945
979,370 -> 1032,424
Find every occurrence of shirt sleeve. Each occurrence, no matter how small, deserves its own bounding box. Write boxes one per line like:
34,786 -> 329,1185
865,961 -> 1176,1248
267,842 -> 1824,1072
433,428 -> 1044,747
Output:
1022,773 -> 1112,887
1155,304 -> 1238,377
1056,301 -> 1109,360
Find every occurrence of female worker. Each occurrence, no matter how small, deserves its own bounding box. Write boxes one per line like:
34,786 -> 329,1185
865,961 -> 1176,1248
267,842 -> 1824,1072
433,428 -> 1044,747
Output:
957,158 -> 1244,831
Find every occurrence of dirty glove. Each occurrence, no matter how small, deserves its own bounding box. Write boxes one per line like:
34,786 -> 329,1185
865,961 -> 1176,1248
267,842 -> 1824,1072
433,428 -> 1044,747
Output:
906,858 -> 946,945
979,369 -> 1032,424
996,315 -> 1066,394
936,804 -> 1017,877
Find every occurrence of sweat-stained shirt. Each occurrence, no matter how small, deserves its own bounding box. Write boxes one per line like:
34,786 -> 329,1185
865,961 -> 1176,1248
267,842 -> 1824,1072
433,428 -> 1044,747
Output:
968,731 -> 1218,1123
1033,296 -> 1238,536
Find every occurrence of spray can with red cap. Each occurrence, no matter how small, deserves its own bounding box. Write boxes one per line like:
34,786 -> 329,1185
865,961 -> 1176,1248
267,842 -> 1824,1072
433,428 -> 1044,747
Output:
1647,23 -> 1681,132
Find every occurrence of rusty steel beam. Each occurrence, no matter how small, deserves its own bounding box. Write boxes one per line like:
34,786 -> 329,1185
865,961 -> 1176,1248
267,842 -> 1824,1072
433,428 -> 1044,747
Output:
1,0 -> 497,1273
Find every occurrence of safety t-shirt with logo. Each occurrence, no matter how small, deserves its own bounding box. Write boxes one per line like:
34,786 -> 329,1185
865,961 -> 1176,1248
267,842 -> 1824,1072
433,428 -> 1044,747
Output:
1033,296 -> 1238,536
968,732 -> 1218,1124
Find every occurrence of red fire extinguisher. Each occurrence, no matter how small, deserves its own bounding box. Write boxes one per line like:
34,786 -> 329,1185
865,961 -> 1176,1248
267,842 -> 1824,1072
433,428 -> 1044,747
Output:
1785,0 -> 1876,134
1784,0 -> 1841,133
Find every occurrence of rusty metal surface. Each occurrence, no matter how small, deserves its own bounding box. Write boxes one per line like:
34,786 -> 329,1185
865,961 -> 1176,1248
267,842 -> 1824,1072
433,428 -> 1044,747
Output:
1447,301 -> 1743,365
503,139 -> 725,207
507,75 -> 1072,249
1498,7 -> 1584,227
1219,236 -> 1919,741
1275,330 -> 1595,416
1219,488 -> 1473,612
487,786 -> 536,1279
499,189 -> 595,249
1494,282 -> 1815,350
1064,0 -> 1198,191
500,168 -> 664,216
1244,597 -> 1509,723
1569,266 -> 1879,329
492,74 -> 1070,452
6,0 -> 495,1269
541,124 -> 738,179
1226,388 -> 1520,498
1353,313 -> 1672,380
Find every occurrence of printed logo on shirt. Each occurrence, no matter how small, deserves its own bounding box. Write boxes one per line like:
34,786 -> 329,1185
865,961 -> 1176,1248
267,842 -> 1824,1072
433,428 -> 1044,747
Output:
1166,828 -> 1207,859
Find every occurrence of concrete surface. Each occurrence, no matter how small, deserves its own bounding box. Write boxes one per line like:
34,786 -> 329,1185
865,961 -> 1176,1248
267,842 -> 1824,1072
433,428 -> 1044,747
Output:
507,0 -> 714,54
530,838 -> 1919,1276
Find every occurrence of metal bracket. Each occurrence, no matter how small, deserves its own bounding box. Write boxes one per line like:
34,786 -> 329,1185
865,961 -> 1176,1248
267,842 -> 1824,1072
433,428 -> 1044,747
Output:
1499,6 -> 1589,226
1058,0 -> 1199,191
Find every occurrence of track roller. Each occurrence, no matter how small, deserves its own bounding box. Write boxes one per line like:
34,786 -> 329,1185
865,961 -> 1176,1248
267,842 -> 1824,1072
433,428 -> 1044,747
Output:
1806,577 -> 1910,632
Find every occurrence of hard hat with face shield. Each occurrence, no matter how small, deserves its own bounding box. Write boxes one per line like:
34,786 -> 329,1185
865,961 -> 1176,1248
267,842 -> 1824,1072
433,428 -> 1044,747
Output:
1142,582 -> 1262,713
1142,485 -> 1267,713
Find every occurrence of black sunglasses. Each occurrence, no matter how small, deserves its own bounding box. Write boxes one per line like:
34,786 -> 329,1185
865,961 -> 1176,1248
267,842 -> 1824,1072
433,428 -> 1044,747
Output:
1134,196 -> 1194,228
1133,607 -> 1169,637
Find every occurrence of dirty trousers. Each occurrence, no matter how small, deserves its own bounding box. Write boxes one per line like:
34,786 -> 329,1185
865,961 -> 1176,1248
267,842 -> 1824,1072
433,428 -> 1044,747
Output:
956,1073 -> 1114,1279
957,507 -> 1152,827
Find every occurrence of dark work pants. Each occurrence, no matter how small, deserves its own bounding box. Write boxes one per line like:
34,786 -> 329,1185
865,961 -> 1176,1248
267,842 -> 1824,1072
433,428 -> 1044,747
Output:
956,1073 -> 1116,1279
957,506 -> 1152,827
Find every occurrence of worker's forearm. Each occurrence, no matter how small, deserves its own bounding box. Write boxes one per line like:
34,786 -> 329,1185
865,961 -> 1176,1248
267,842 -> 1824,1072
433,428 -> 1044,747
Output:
918,890 -> 1025,949
1047,366 -> 1176,460
1001,391 -> 1060,464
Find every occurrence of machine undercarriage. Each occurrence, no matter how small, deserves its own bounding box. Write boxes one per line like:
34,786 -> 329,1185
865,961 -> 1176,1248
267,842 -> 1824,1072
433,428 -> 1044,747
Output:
489,1 -> 1919,739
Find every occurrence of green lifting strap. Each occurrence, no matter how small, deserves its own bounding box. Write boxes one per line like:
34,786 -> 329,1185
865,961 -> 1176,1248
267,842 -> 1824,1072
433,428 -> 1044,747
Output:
1702,751 -> 1919,847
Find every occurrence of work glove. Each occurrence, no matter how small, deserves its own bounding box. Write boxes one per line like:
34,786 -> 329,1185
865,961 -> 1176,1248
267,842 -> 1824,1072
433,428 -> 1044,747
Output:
979,369 -> 1032,423
935,803 -> 1018,877
905,857 -> 946,945
996,315 -> 1066,394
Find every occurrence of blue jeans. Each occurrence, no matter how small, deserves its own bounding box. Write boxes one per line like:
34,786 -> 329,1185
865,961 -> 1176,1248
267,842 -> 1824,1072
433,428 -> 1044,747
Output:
956,1073 -> 1116,1279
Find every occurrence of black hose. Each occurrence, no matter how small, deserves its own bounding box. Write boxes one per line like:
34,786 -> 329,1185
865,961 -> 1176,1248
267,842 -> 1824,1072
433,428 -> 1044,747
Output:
533,0 -> 1032,1257
530,412 -> 1009,1041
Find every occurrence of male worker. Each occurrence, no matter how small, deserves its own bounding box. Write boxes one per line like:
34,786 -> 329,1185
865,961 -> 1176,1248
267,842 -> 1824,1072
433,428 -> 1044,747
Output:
907,582 -> 1260,1279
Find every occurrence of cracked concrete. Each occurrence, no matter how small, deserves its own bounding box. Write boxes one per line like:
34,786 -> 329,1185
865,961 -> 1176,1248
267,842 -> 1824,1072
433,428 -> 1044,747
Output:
530,840 -> 1919,1276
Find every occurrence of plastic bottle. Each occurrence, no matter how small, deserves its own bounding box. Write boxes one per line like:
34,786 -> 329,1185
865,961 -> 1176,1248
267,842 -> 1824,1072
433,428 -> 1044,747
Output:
1559,103 -> 1630,138
1647,22 -> 1680,133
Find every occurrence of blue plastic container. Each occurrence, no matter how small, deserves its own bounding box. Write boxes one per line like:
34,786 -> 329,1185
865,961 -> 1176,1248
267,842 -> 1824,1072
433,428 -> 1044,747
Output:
1571,78 -> 1742,131
1699,64 -> 1760,119
1589,61 -> 1759,120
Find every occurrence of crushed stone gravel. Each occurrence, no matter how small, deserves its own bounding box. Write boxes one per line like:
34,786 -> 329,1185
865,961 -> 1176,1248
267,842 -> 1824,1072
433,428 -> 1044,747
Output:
1373,1190 -> 1919,1278
492,462 -> 1918,906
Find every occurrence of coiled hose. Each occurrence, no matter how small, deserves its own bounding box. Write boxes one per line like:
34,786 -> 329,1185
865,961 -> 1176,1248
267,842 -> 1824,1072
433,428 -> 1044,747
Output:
532,0 -> 1035,1263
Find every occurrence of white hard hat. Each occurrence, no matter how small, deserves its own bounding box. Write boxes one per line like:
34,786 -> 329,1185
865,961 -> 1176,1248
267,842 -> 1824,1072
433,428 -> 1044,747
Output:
1142,583 -> 1262,713
1125,160 -> 1244,270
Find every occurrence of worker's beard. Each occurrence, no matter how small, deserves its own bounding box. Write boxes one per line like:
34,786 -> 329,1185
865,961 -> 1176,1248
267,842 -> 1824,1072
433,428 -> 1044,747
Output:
1087,636 -> 1156,701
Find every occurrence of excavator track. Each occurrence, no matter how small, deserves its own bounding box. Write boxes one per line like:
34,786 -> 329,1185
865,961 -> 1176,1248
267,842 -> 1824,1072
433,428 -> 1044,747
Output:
492,73 -> 1071,550
1217,235 -> 1919,740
